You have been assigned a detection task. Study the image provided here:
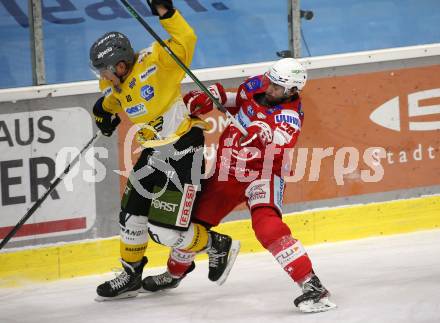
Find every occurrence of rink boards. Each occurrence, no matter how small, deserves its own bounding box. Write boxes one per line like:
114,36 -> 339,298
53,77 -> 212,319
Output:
1,194 -> 439,286
1,44 -> 440,285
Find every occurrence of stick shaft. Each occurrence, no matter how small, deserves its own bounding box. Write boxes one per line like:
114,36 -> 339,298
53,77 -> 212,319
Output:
0,132 -> 101,250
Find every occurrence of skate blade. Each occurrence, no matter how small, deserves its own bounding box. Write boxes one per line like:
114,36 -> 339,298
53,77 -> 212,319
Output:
298,297 -> 337,313
94,290 -> 139,302
216,240 -> 241,286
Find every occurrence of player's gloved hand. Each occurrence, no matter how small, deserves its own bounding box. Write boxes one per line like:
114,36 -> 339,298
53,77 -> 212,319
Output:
93,97 -> 121,137
183,83 -> 227,116
147,0 -> 174,16
239,121 -> 273,148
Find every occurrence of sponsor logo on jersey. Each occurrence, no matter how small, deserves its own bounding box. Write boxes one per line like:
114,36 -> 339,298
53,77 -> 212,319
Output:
240,89 -> 247,100
141,85 -> 154,101
139,65 -> 157,82
151,199 -> 179,212
125,103 -> 147,117
176,184 -> 197,227
103,87 -> 112,97
129,77 -> 136,89
275,111 -> 301,129
244,77 -> 262,92
247,105 -> 255,117
267,105 -> 283,115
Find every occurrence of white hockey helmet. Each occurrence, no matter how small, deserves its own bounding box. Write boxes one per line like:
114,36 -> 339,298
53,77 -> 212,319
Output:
265,58 -> 307,93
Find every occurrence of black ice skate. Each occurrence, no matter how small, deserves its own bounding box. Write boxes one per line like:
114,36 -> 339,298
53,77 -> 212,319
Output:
95,256 -> 148,301
207,231 -> 241,285
293,274 -> 336,313
141,261 -> 196,292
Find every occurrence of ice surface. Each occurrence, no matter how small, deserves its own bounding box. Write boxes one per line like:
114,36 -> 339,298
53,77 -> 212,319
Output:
1,230 -> 439,323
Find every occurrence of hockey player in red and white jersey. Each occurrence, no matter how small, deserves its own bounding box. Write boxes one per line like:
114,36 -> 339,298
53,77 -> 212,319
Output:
142,58 -> 336,313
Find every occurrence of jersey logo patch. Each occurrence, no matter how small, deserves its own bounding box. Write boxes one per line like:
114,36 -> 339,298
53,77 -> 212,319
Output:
139,65 -> 157,82
125,103 -> 147,117
129,78 -> 136,89
141,85 -> 154,101
103,87 -> 112,97
244,77 -> 262,92
247,105 -> 255,117
240,89 -> 247,100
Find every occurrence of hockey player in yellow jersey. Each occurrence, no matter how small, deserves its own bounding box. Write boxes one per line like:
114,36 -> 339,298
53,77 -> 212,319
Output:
89,0 -> 240,301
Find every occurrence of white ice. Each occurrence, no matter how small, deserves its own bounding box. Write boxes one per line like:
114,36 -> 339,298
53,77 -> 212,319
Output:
1,230 -> 440,323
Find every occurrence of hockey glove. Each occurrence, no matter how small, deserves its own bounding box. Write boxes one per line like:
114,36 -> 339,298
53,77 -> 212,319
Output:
239,121 -> 273,148
93,97 -> 121,137
147,0 -> 174,16
183,83 -> 227,116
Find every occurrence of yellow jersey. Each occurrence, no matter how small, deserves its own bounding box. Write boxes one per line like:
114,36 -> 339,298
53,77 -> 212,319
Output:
98,10 -> 210,147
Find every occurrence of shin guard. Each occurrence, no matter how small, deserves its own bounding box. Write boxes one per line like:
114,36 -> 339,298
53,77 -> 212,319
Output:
119,212 -> 149,263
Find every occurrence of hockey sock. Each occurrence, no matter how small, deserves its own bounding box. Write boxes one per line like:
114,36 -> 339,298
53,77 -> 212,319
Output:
167,248 -> 196,278
119,212 -> 149,263
251,207 -> 312,282
165,223 -> 209,278
181,223 -> 210,252
267,235 -> 312,282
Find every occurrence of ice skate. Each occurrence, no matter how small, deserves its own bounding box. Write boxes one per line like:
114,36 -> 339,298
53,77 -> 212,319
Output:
294,274 -> 336,313
207,231 -> 241,285
95,256 -> 148,301
141,262 -> 196,292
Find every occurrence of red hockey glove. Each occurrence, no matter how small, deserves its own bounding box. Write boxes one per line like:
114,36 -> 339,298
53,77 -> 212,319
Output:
183,83 -> 227,116
239,121 -> 273,148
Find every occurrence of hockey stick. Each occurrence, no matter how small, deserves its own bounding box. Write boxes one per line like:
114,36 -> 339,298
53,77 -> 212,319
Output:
0,131 -> 102,250
119,0 -> 248,137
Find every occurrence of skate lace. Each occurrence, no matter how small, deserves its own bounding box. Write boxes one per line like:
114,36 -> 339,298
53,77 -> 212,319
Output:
208,250 -> 227,268
109,271 -> 131,290
152,272 -> 173,286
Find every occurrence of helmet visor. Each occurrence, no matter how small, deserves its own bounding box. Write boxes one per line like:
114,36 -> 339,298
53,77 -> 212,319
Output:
89,62 -> 116,79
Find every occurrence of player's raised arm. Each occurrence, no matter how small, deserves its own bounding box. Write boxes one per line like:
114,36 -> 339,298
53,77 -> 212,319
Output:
147,0 -> 197,70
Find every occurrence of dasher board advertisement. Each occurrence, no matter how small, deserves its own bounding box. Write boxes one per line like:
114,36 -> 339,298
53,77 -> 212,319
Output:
0,107 -> 97,241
